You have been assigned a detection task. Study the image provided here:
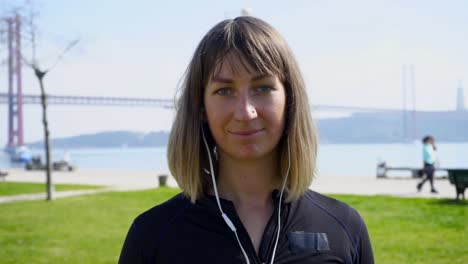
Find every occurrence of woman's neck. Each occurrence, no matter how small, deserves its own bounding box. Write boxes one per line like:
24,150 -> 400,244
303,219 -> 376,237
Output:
215,152 -> 280,207
213,151 -> 280,254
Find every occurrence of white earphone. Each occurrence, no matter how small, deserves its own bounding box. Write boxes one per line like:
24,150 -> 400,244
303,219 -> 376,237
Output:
201,126 -> 291,264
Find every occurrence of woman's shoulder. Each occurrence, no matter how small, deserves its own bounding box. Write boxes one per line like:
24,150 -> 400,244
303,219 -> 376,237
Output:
133,193 -> 191,230
299,189 -> 366,231
119,193 -> 192,263
295,190 -> 374,263
127,193 -> 191,246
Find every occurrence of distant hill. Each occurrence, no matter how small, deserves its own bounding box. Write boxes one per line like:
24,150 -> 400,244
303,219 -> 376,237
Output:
27,131 -> 169,149
317,110 -> 468,143
27,111 -> 468,148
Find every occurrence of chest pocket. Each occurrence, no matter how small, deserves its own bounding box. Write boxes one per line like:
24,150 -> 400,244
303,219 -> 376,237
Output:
287,231 -> 330,253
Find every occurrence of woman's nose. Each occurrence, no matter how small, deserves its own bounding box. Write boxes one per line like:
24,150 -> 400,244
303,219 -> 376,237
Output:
233,93 -> 257,121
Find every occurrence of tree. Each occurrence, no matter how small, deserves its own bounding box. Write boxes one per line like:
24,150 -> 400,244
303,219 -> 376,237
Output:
4,2 -> 79,201
27,39 -> 79,201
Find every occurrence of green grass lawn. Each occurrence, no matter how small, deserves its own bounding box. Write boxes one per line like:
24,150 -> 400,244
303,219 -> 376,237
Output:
0,188 -> 466,264
0,182 -> 102,196
332,195 -> 467,264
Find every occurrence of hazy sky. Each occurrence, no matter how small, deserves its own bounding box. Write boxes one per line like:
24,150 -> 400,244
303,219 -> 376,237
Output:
0,0 -> 467,144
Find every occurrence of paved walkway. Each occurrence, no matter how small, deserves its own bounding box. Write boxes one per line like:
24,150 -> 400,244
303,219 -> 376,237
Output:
0,169 -> 459,203
0,188 -> 115,203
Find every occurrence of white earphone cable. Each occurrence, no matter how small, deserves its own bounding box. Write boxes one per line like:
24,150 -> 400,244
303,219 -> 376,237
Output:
202,127 -> 251,264
269,138 -> 291,264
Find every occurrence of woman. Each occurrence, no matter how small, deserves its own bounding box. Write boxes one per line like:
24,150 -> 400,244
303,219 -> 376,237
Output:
119,16 -> 374,264
417,135 -> 438,193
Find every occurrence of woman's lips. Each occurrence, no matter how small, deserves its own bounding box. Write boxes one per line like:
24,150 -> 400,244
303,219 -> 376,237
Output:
229,129 -> 264,138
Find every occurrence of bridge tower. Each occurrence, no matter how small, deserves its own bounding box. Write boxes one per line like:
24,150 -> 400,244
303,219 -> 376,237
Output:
5,15 -> 24,150
456,81 -> 465,112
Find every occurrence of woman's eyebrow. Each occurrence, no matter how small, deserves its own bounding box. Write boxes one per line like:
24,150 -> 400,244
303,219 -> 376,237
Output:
210,74 -> 273,83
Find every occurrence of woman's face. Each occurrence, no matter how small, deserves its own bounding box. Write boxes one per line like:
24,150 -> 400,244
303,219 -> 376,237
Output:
204,56 -> 286,161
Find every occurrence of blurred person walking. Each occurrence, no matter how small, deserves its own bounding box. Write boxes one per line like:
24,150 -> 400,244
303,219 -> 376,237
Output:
417,135 -> 438,194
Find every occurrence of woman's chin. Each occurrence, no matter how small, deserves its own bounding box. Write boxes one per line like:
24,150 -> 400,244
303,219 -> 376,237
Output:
225,146 -> 274,161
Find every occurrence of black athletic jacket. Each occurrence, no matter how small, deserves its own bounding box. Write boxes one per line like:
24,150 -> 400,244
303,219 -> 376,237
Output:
119,189 -> 374,264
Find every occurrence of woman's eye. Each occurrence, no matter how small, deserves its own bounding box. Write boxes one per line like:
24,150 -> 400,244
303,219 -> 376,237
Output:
256,86 -> 274,93
215,88 -> 232,96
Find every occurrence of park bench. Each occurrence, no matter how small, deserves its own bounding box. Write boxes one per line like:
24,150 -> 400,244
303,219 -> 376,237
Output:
376,162 -> 447,179
447,169 -> 468,200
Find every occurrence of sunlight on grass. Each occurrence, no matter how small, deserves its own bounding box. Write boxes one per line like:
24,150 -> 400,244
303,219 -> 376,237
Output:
0,189 -> 466,264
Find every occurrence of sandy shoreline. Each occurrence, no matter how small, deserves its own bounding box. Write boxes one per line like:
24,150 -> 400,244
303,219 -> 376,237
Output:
1,168 -> 458,199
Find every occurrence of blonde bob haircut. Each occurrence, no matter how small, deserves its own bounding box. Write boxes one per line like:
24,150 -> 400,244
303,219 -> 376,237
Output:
168,16 -> 317,203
